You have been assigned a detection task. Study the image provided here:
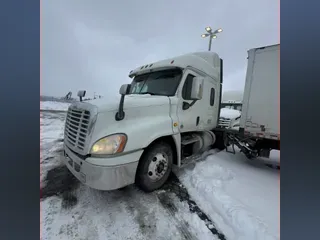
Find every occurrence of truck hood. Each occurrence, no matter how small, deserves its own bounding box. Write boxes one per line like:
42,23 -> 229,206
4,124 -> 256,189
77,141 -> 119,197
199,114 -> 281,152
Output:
87,94 -> 170,113
220,108 -> 241,119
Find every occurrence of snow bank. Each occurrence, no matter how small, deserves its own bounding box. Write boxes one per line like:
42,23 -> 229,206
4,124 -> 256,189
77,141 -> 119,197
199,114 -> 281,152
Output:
220,108 -> 241,119
178,150 -> 280,240
40,101 -> 71,112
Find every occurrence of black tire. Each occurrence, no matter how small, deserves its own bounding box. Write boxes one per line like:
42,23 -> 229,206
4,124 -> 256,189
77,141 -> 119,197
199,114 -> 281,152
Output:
217,145 -> 226,150
135,142 -> 173,192
213,135 -> 226,150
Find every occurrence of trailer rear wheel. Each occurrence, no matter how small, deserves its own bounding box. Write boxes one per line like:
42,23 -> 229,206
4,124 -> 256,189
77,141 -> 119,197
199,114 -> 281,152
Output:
135,142 -> 173,192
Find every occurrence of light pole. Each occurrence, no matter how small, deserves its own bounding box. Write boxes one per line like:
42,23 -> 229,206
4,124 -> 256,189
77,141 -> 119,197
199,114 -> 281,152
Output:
201,27 -> 223,51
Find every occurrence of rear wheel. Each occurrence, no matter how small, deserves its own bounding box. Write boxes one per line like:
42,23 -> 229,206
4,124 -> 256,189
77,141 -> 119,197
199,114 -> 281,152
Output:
135,142 -> 173,192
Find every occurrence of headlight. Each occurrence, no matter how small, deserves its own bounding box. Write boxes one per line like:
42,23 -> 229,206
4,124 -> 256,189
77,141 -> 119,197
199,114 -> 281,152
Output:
90,134 -> 127,155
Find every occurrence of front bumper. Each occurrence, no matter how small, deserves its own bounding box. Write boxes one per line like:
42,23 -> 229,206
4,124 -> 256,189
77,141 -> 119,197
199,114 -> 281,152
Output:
61,145 -> 142,191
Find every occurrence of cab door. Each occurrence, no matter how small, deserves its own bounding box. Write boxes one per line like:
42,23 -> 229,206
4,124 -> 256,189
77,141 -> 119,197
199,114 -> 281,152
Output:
176,69 -> 205,132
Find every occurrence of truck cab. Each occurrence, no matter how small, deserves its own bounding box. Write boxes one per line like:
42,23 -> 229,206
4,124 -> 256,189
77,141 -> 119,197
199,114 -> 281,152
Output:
219,107 -> 241,129
219,91 -> 243,129
62,52 -> 223,192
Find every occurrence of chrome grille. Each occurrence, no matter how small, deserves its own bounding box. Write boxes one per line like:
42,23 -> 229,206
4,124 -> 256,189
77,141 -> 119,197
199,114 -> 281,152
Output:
219,117 -> 231,128
64,107 -> 91,151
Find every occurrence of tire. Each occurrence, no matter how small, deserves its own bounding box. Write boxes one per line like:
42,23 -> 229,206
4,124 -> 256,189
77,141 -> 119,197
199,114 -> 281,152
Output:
215,139 -> 226,150
213,135 -> 226,150
135,142 -> 173,192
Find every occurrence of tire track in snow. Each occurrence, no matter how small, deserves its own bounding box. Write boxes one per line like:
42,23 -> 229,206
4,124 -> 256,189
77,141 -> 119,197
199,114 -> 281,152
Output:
162,173 -> 227,240
119,185 -> 197,240
157,191 -> 197,240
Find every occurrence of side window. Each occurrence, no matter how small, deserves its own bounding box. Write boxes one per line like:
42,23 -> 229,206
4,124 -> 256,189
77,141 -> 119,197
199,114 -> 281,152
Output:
182,74 -> 195,100
210,88 -> 215,106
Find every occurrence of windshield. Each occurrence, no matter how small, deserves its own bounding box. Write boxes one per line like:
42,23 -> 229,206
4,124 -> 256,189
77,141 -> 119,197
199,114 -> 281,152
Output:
129,68 -> 183,96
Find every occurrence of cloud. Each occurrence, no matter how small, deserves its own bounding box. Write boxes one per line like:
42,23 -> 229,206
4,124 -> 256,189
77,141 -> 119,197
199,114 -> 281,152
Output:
41,0 -> 279,98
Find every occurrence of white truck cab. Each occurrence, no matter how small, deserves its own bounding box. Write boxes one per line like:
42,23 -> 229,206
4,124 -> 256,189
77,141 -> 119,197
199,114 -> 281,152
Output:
219,91 -> 243,129
62,52 -> 223,192
219,107 -> 241,129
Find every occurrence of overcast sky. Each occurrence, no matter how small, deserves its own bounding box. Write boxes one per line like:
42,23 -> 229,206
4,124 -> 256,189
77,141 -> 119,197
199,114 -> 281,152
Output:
41,0 -> 279,98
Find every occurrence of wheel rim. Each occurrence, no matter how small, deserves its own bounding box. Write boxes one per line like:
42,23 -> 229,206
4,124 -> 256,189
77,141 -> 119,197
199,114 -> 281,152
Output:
147,152 -> 169,181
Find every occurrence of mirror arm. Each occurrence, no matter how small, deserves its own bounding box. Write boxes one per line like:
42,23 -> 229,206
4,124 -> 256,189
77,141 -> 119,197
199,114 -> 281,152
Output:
115,95 -> 126,121
183,99 -> 197,110
189,100 -> 197,107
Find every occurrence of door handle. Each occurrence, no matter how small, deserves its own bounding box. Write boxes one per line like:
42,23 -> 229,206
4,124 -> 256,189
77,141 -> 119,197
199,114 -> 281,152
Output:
196,116 -> 200,126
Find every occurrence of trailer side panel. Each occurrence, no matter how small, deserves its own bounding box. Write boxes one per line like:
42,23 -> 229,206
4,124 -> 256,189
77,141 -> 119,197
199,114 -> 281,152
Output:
240,44 -> 280,140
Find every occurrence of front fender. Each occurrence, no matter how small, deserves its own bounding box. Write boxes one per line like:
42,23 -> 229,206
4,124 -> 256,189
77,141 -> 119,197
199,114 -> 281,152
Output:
89,105 -> 174,154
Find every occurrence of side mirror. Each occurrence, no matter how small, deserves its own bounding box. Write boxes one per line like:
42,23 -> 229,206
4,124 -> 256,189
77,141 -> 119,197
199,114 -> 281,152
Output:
77,90 -> 86,102
116,84 -> 131,121
190,77 -> 204,100
119,84 -> 131,95
77,90 -> 86,98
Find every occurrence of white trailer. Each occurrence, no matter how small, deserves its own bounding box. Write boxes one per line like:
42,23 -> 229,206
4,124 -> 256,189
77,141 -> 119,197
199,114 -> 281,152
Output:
241,44 -> 279,140
221,44 -> 280,159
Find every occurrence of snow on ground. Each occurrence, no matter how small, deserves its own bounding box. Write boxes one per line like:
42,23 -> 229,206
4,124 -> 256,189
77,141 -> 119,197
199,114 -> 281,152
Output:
220,108 -> 241,119
41,184 -> 217,240
40,101 -> 279,240
177,150 -> 280,240
40,100 -> 71,112
40,106 -> 218,240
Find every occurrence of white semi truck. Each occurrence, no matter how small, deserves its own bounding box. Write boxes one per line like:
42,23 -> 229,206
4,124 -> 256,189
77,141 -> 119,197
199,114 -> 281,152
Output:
62,44 -> 279,192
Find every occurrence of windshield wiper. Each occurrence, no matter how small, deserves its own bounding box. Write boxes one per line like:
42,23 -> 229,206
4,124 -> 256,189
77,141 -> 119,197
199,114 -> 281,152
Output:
139,91 -> 157,95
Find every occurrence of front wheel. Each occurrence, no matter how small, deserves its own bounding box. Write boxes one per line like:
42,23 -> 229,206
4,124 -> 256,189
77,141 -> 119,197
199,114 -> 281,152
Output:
135,142 -> 173,192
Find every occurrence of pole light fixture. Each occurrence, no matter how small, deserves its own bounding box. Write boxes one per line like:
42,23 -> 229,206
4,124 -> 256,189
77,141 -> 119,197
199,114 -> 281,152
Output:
201,27 -> 223,51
